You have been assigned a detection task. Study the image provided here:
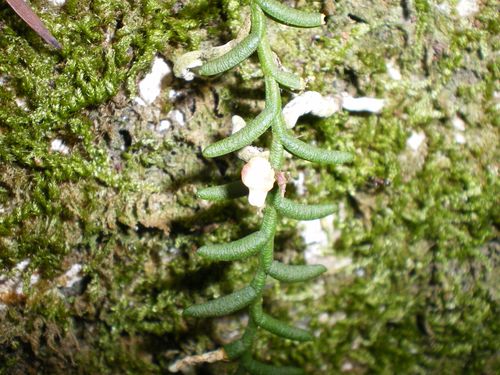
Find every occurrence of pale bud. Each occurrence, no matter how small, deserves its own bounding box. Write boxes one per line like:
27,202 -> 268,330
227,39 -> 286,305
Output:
241,157 -> 275,208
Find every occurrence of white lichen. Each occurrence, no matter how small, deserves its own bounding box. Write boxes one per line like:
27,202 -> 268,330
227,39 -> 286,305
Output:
172,51 -> 203,81
292,171 -> 306,196
301,214 -> 352,274
158,119 -> 172,132
61,264 -> 83,288
50,139 -> 70,154
456,0 -> 479,17
136,56 -> 172,105
386,60 -> 402,81
341,95 -> 385,113
406,131 -> 426,151
47,0 -> 66,6
282,91 -> 385,129
282,91 -> 341,129
169,349 -> 226,373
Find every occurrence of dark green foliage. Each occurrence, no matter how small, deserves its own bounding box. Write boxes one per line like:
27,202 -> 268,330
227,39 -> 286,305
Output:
273,194 -> 337,220
268,261 -> 327,283
197,181 -> 249,201
198,231 -> 269,261
241,353 -> 305,375
256,313 -> 313,342
202,75 -> 281,158
183,285 -> 258,318
199,2 -> 265,76
0,0 -> 227,373
185,1 -> 351,372
255,0 -> 324,28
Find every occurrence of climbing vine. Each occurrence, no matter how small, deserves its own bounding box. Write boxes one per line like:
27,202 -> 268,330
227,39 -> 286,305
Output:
183,1 -> 353,373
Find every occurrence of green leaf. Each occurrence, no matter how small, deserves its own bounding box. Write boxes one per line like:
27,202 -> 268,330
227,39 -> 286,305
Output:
197,181 -> 248,201
199,33 -> 260,76
202,107 -> 274,158
281,133 -> 353,165
272,69 -> 304,91
268,261 -> 327,282
241,354 -> 305,375
273,194 -> 336,220
257,34 -> 304,90
197,231 -> 268,261
258,313 -> 313,341
202,77 -> 280,158
199,3 -> 265,76
183,286 -> 257,318
224,318 -> 257,359
197,207 -> 277,261
255,0 -> 324,28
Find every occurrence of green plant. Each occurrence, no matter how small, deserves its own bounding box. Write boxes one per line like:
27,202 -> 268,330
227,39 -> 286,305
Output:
183,1 -> 353,373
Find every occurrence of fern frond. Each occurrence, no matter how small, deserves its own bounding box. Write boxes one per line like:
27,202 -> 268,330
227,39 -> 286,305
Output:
268,261 -> 327,283
184,285 -> 257,318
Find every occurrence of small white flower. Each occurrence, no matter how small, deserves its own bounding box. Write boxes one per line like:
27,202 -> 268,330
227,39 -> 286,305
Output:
241,157 -> 275,208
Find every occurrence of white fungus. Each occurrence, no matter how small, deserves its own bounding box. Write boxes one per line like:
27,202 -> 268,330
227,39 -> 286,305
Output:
15,259 -> 30,272
282,91 -> 385,129
168,89 -> 181,100
15,98 -> 28,110
241,156 -> 275,208
436,2 -> 451,15
341,95 -> 385,113
406,131 -> 426,151
47,0 -> 66,6
386,60 -> 402,81
283,91 -> 341,129
0,259 -> 40,310
452,116 -> 466,144
137,57 -> 172,105
494,91 -> 500,110
62,264 -> 83,288
456,0 -> 479,17
179,59 -> 203,81
454,133 -> 466,144
50,139 -> 70,154
168,109 -> 185,126
158,119 -> 172,132
452,116 -> 466,131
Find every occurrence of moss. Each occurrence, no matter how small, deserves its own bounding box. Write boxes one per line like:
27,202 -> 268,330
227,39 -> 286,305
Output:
250,0 -> 498,373
0,0 -> 233,373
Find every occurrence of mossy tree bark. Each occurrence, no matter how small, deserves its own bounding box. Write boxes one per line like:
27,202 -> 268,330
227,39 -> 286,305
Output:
0,0 -> 498,374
